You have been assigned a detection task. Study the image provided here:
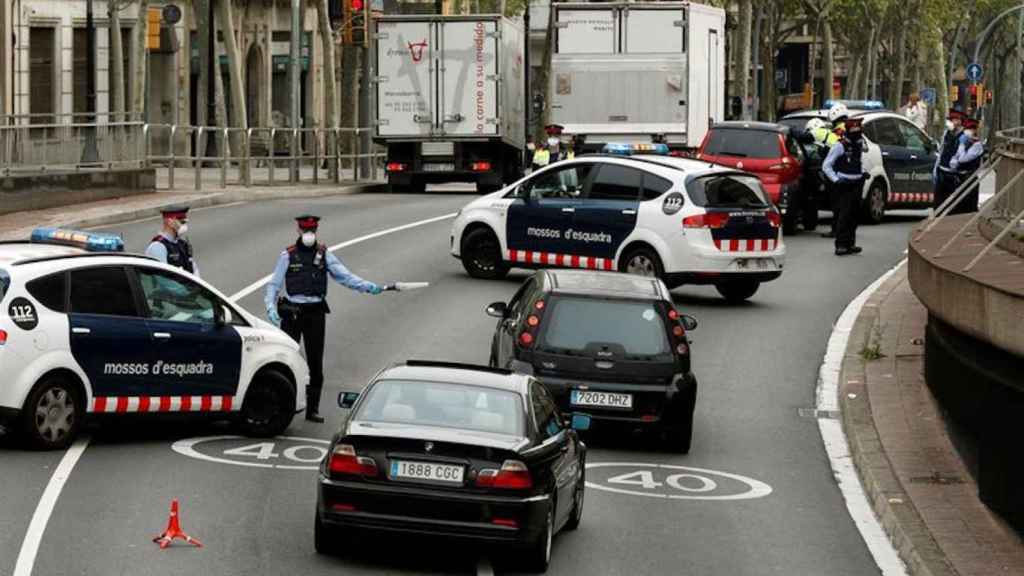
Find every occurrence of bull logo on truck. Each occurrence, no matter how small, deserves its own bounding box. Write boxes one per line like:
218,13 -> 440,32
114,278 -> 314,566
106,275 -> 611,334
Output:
408,40 -> 428,63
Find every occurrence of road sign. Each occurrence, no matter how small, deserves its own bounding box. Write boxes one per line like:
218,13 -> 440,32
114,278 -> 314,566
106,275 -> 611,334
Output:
967,62 -> 984,82
162,4 -> 182,25
920,88 -> 936,105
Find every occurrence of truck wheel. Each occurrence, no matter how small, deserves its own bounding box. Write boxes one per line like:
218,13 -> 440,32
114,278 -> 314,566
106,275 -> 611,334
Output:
238,370 -> 295,438
461,228 -> 509,280
861,180 -> 886,224
20,375 -> 84,450
715,280 -> 760,303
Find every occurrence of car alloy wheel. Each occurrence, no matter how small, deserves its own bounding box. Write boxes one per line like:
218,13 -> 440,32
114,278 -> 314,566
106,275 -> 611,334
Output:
866,182 -> 886,224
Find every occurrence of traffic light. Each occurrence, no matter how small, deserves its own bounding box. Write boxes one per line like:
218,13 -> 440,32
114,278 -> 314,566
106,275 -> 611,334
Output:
342,0 -> 368,46
969,83 -> 981,110
951,84 -> 959,102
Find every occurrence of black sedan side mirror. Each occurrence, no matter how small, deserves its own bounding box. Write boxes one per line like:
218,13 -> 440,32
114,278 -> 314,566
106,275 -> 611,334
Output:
338,391 -> 359,409
681,315 -> 698,331
486,302 -> 508,318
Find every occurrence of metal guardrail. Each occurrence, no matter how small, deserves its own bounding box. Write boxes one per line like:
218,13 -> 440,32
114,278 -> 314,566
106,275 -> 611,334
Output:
915,128 -> 1024,272
0,121 -> 146,174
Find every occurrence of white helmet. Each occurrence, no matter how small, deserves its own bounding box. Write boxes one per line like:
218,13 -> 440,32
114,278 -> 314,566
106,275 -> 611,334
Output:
828,103 -> 849,123
805,117 -> 828,132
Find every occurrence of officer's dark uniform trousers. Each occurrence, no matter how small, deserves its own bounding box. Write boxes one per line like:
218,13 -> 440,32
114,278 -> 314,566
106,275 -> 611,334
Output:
278,243 -> 329,415
934,130 -> 962,210
833,140 -> 864,250
952,153 -> 982,215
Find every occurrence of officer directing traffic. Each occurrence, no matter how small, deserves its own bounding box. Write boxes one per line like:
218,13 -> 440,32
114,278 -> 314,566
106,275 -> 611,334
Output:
146,205 -> 199,275
822,117 -> 868,256
264,215 -> 384,423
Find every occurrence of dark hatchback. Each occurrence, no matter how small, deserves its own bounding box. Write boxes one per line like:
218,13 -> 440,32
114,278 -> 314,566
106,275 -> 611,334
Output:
487,270 -> 699,452
316,361 -> 588,573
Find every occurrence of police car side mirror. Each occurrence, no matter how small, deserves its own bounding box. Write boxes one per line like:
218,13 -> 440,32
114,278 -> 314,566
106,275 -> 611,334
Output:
486,302 -> 508,318
214,304 -> 226,327
681,314 -> 698,331
338,391 -> 359,409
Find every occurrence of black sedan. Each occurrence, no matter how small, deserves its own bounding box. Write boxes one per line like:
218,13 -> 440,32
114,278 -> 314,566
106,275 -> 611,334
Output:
315,360 -> 590,573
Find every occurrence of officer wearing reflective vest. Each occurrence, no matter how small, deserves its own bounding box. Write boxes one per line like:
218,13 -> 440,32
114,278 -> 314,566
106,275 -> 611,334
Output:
822,117 -> 868,256
949,117 -> 984,214
146,205 -> 199,275
933,108 -> 968,209
531,142 -> 551,171
264,215 -> 384,423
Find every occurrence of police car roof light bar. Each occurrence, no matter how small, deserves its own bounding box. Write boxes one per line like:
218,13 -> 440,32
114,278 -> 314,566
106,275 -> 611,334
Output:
601,143 -> 671,156
30,227 -> 125,253
823,99 -> 885,111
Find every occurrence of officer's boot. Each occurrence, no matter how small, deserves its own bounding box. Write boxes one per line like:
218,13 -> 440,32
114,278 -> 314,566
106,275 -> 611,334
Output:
305,385 -> 325,423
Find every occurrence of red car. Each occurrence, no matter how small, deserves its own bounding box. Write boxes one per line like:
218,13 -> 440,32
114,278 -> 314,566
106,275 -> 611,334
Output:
697,122 -> 807,234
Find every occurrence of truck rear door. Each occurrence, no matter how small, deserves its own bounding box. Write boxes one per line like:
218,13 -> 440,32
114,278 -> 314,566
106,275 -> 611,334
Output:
376,20 -> 433,138
439,19 -> 499,137
623,8 -> 684,53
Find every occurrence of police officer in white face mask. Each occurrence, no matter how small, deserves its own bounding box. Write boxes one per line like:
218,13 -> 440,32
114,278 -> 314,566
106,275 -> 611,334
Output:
146,205 -> 199,276
264,215 -> 384,423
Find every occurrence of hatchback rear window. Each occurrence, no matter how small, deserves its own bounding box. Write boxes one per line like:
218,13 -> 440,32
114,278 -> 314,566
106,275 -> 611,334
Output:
356,379 -> 525,436
703,129 -> 782,158
0,269 -> 9,302
540,297 -> 670,357
686,174 -> 769,208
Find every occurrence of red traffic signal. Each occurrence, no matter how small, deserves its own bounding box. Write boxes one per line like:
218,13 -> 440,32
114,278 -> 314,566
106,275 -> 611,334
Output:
969,84 -> 978,96
351,0 -> 364,11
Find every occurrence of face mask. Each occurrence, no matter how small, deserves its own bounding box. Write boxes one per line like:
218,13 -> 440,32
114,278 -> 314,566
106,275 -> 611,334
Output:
301,232 -> 317,247
176,223 -> 189,237
945,120 -> 955,131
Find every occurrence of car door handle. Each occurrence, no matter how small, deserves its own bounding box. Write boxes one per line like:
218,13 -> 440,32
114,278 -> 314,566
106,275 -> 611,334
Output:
882,151 -> 890,157
153,332 -> 172,340
561,207 -> 575,213
910,155 -> 919,160
71,327 -> 91,335
560,443 -> 570,454
621,209 -> 637,215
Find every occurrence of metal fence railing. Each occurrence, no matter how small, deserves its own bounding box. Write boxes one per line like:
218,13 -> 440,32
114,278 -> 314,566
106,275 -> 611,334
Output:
0,120 -> 146,174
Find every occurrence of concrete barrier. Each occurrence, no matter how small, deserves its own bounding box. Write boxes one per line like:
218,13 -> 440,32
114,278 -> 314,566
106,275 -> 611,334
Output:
0,168 -> 156,215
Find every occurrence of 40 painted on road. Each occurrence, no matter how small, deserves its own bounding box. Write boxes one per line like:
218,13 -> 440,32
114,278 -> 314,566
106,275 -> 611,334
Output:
172,435 -> 328,470
586,462 -> 773,501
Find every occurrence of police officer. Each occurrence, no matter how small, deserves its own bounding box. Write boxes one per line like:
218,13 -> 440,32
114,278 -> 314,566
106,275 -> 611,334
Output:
823,117 -> 868,256
949,117 -> 984,214
933,108 -> 967,210
820,104 -> 848,238
264,215 -> 384,423
531,141 -> 551,172
146,206 -> 199,275
545,124 -> 564,162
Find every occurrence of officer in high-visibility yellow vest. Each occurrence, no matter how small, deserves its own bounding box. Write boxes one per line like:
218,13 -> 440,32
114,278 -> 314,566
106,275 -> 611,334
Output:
531,143 -> 551,171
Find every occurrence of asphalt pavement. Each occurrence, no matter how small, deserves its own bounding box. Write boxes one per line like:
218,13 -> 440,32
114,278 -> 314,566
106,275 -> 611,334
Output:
0,190 -> 920,576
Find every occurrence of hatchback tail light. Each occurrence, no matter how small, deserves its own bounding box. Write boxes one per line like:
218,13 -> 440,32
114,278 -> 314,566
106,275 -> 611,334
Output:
0,329 -> 6,346
386,162 -> 407,173
476,460 -> 533,490
329,444 -> 378,477
682,212 -> 730,229
518,300 -> 545,348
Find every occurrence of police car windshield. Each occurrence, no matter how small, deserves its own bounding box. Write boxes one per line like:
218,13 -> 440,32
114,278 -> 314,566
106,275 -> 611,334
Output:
539,297 -> 670,358
0,268 -> 9,301
686,174 -> 769,208
356,379 -> 525,437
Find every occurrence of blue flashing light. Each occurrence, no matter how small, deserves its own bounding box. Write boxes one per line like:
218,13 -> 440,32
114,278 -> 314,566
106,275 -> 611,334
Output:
824,99 -> 885,110
30,228 -> 125,253
601,143 -> 670,156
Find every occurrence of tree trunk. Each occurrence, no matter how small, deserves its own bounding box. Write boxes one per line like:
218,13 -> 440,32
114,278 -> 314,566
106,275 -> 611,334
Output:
213,23 -> 230,157
1008,13 -> 1023,129
217,0 -> 247,165
132,0 -> 150,118
863,26 -> 877,101
535,0 -> 556,142
734,0 -> 752,119
889,7 -> 907,109
848,52 -> 861,100
927,21 -> 947,136
109,2 -> 125,122
821,19 -> 834,102
339,46 -> 358,168
316,0 -> 338,176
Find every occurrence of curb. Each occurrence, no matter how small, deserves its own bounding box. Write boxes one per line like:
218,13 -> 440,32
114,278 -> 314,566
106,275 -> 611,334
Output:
839,268 -> 957,576
71,182 -> 386,230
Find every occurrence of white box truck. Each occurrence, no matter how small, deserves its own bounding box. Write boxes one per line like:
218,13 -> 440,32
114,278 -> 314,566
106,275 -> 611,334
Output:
374,15 -> 525,192
549,2 -> 725,152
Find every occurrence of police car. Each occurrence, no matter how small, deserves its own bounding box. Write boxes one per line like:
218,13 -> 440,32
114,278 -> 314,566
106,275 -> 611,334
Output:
0,229 -> 309,450
780,100 -> 939,223
450,144 -> 786,302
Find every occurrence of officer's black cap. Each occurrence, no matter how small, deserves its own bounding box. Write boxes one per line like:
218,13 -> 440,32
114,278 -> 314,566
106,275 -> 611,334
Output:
160,205 -> 190,220
296,215 -> 321,230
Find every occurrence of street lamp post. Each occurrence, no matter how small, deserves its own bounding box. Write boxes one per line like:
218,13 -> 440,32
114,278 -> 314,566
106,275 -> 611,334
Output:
81,0 -> 99,163
523,0 -> 530,169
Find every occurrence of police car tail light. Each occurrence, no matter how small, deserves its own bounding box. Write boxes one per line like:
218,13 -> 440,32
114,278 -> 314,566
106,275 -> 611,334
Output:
682,213 -> 729,229
386,162 -> 407,173
476,460 -> 533,490
329,444 -> 378,477
471,161 -> 492,172
0,329 -> 6,346
767,210 -> 782,228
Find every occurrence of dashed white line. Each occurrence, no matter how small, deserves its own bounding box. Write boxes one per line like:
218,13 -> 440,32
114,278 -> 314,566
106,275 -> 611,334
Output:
13,437 -> 91,576
816,259 -> 907,575
476,556 -> 495,576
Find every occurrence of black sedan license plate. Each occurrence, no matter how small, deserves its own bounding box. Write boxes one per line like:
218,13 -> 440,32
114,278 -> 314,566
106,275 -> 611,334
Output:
571,390 -> 633,409
390,460 -> 465,484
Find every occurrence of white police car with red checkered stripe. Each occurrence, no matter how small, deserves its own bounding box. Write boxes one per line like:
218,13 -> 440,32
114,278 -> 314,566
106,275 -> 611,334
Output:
451,144 -> 786,302
0,229 -> 308,450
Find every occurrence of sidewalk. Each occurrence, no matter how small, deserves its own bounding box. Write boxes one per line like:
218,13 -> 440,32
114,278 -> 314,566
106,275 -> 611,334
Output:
841,265 -> 1024,575
0,167 -> 384,241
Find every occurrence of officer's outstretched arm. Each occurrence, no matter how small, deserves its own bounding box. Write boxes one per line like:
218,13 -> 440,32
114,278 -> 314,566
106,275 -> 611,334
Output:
325,252 -> 382,294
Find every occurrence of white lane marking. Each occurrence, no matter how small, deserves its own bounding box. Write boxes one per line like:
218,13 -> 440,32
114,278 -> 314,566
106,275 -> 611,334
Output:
584,462 -> 772,501
13,437 -> 91,576
476,557 -> 495,576
171,435 -> 329,470
816,259 -> 907,575
229,212 -> 458,302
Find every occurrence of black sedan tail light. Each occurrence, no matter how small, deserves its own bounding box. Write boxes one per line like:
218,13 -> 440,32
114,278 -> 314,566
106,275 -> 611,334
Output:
329,444 -> 378,478
475,460 -> 533,490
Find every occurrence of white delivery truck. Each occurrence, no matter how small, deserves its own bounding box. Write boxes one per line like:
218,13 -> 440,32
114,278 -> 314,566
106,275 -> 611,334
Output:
549,2 -> 725,152
374,15 -> 526,193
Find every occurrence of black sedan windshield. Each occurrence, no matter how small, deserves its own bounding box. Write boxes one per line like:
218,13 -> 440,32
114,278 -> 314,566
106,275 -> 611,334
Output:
356,379 -> 525,436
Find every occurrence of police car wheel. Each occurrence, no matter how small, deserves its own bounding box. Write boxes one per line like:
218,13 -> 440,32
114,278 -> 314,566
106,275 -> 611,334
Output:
461,228 -> 509,280
714,280 -> 760,303
20,375 -> 83,450
862,181 -> 886,225
619,246 -> 664,279
238,370 -> 295,438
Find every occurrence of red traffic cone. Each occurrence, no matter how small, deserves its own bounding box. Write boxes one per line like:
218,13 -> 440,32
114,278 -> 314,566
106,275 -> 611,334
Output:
152,499 -> 203,549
